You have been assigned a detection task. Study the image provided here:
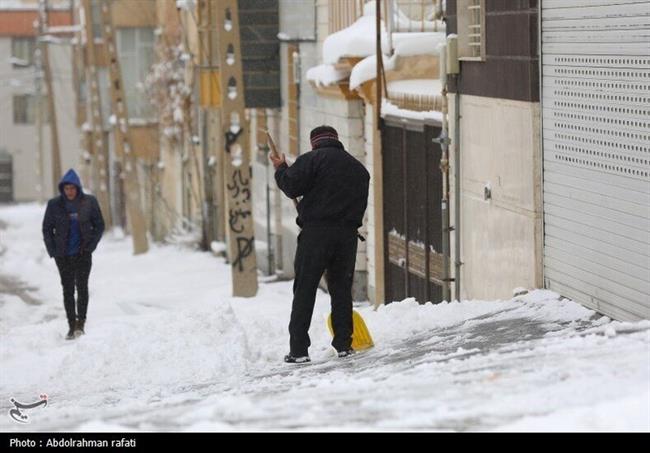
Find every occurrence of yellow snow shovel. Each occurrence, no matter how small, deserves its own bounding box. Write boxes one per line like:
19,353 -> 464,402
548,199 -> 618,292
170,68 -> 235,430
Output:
327,310 -> 374,351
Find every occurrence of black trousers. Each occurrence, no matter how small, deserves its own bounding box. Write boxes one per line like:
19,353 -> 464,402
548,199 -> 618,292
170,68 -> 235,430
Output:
290,226 -> 358,356
55,253 -> 92,324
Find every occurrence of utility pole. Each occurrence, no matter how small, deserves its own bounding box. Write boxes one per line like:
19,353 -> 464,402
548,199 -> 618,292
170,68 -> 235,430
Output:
215,0 -> 258,297
99,0 -> 148,254
38,0 -> 62,193
197,0 -> 223,247
80,0 -> 112,228
34,3 -> 45,201
71,1 -> 92,193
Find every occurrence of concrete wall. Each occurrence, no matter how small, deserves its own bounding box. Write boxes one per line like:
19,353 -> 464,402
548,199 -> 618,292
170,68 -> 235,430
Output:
251,0 -> 369,300
0,38 -> 82,202
449,94 -> 543,301
363,101 -> 378,304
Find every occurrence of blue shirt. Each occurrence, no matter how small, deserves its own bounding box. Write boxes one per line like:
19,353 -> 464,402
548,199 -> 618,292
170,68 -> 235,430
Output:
65,199 -> 81,256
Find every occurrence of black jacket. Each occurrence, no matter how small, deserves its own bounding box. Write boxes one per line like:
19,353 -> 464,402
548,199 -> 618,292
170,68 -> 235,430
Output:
42,193 -> 105,258
275,139 -> 370,229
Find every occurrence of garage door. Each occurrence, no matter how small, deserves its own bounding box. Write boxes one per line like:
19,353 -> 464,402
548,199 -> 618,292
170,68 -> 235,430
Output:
541,0 -> 650,320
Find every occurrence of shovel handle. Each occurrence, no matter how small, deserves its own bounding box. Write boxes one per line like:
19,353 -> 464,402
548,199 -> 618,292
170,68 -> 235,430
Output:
267,131 -> 298,208
266,131 -> 280,160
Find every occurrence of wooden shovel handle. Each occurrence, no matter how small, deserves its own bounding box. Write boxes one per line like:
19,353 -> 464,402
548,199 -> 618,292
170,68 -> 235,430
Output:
266,131 -> 298,208
266,131 -> 280,160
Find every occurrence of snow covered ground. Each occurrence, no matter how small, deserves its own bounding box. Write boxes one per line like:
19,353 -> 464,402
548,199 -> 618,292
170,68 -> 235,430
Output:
1,204 -> 648,432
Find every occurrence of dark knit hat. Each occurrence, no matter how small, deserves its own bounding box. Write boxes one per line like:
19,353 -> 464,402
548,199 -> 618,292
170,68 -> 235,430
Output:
310,125 -> 339,148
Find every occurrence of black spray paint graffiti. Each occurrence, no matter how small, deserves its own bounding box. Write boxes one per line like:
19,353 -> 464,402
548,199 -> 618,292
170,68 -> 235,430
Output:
228,207 -> 250,234
227,169 -> 254,271
227,169 -> 252,235
226,168 -> 251,202
232,237 -> 254,272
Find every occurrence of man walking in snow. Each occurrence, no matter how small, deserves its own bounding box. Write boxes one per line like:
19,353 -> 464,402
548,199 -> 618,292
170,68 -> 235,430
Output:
42,169 -> 105,340
270,126 -> 370,363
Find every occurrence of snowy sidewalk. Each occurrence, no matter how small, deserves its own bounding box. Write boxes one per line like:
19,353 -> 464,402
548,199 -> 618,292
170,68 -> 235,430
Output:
0,204 -> 648,432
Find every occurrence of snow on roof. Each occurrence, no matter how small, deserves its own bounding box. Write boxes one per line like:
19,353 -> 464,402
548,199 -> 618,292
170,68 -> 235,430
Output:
349,54 -> 396,91
305,64 -> 351,88
381,98 -> 443,123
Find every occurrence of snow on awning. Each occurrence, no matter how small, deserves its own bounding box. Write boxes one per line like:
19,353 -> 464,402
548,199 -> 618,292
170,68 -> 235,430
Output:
305,64 -> 351,88
392,32 -> 446,57
382,98 -> 442,123
323,15 -> 385,64
349,54 -> 396,91
349,32 -> 445,91
323,2 -> 388,65
386,79 -> 443,112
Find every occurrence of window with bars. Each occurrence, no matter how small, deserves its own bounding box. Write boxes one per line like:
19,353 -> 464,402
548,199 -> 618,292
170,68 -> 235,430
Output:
11,38 -> 35,67
116,27 -> 155,119
457,0 -> 485,61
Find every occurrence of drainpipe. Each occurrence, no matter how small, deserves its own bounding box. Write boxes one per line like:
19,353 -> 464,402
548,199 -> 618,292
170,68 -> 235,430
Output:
447,36 -> 461,301
439,115 -> 451,302
453,74 -> 461,301
265,143 -> 274,275
386,0 -> 394,54
436,55 -> 451,303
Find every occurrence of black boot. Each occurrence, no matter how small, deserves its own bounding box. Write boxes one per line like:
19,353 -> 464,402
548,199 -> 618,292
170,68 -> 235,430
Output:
65,320 -> 75,340
74,318 -> 85,337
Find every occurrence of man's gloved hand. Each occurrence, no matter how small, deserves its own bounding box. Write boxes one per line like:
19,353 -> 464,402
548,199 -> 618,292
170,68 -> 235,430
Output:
269,151 -> 286,170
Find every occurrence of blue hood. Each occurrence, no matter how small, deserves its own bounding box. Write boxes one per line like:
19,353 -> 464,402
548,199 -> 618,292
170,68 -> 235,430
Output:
58,169 -> 83,197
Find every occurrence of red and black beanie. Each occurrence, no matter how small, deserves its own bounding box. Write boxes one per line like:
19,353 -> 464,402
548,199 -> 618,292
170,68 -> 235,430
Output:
310,125 -> 339,149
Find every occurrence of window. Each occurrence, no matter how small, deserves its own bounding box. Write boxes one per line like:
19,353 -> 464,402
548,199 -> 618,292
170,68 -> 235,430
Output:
11,38 -> 35,67
117,27 -> 155,119
280,0 -> 316,40
457,0 -> 485,61
91,0 -> 103,39
13,95 -> 48,125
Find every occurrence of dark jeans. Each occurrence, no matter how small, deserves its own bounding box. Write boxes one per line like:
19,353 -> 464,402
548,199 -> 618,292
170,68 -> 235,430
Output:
290,226 -> 358,356
55,253 -> 92,323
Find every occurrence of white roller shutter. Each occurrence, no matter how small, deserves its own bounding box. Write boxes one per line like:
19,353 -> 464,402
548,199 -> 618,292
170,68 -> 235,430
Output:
541,0 -> 650,320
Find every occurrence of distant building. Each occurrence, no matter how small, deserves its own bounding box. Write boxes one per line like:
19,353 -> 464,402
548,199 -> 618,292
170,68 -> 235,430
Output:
0,0 -> 79,201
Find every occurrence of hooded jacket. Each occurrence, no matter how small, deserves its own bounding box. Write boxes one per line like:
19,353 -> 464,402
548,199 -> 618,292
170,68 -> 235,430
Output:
274,139 -> 370,229
42,169 -> 105,258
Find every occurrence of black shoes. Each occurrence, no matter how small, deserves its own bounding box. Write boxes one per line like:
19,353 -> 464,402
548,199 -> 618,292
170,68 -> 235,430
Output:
283,349 -> 355,363
337,349 -> 355,358
74,318 -> 85,337
65,319 -> 85,340
65,320 -> 75,340
284,354 -> 311,364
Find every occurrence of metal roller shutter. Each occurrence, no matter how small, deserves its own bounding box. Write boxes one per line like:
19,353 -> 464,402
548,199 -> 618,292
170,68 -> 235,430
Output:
541,0 -> 650,320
